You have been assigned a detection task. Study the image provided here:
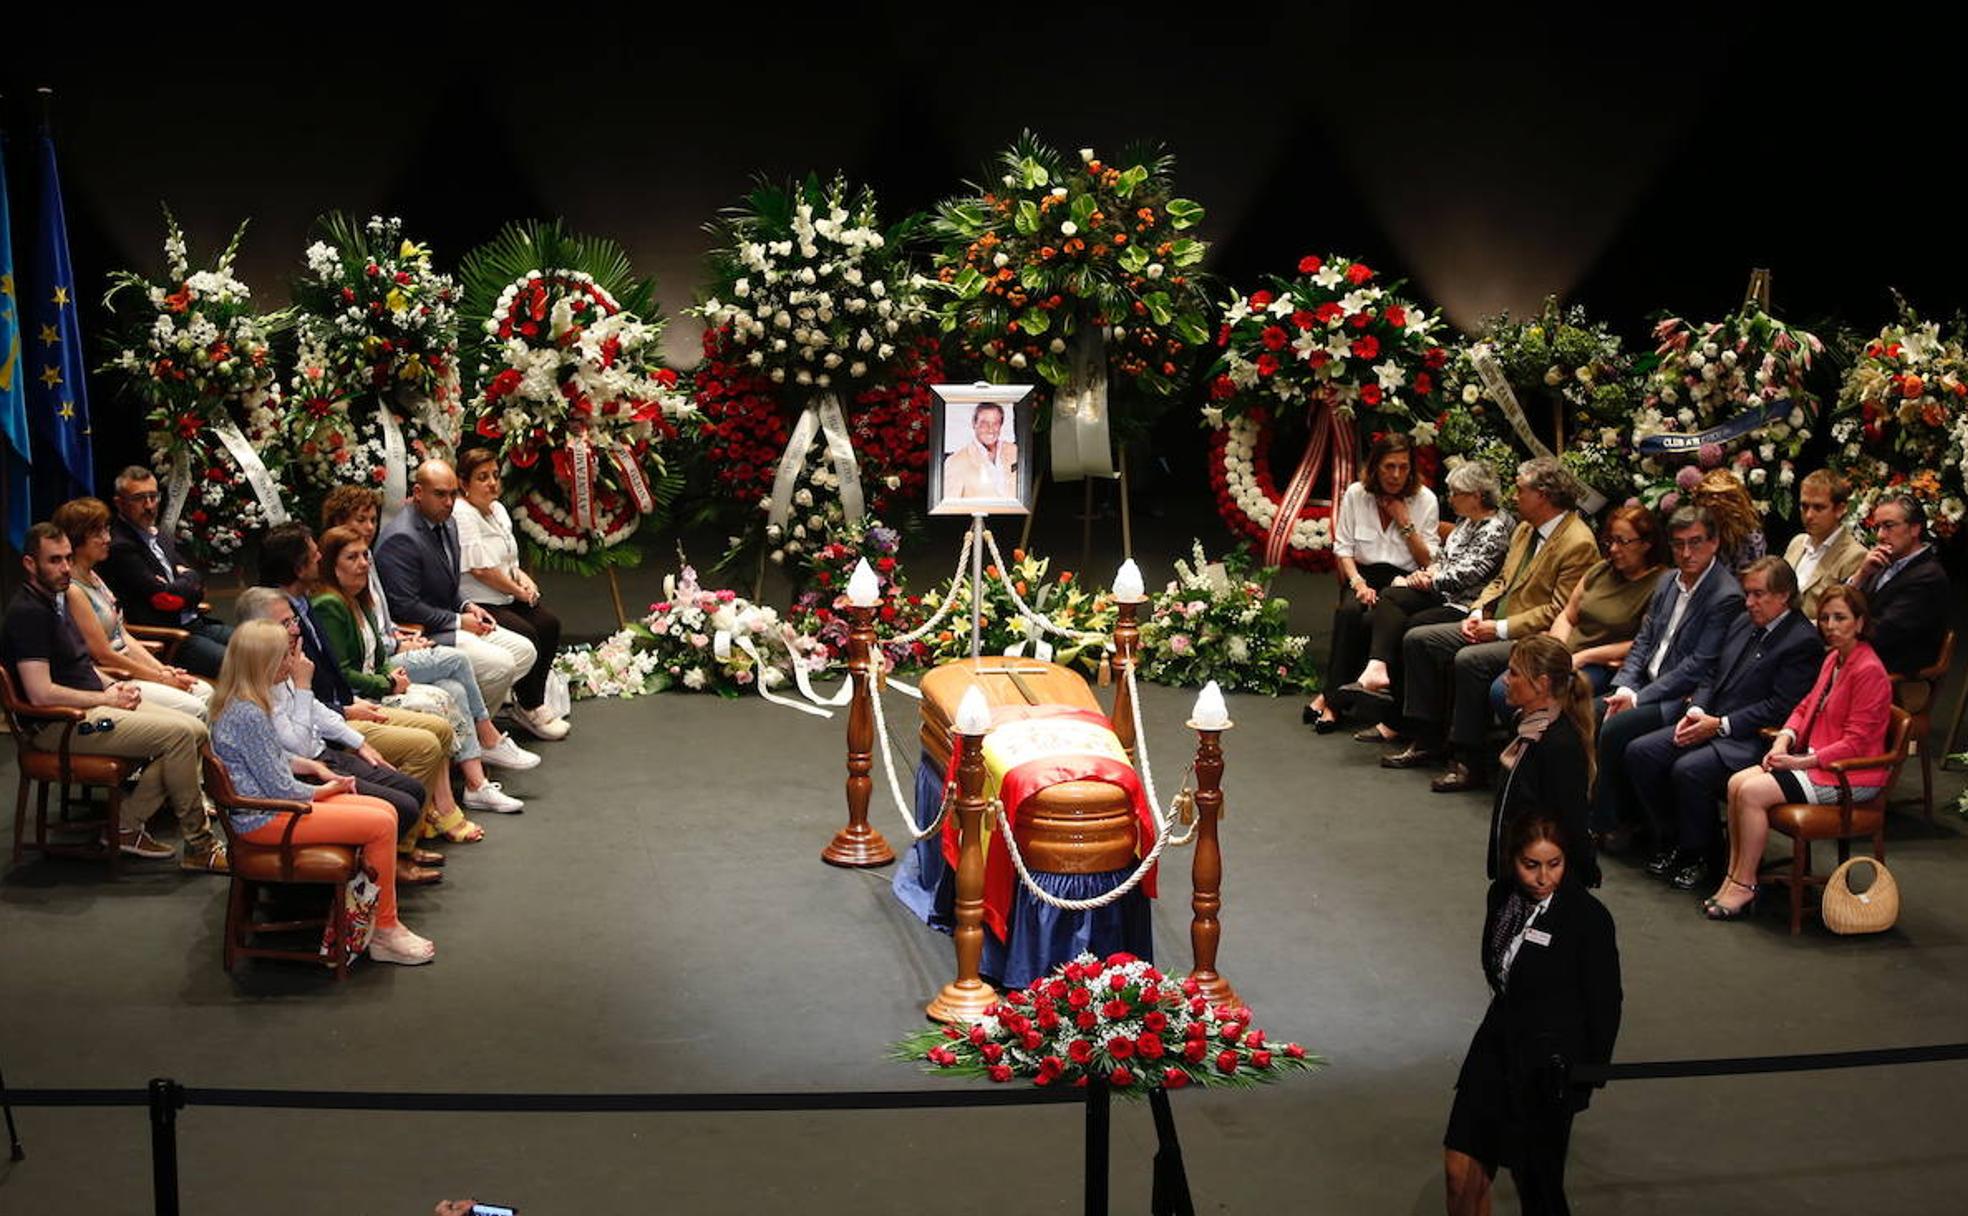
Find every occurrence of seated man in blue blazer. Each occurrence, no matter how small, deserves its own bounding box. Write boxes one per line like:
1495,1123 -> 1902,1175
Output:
1848,493 -> 1951,679
375,460 -> 547,737
1589,505 -> 1744,842
1625,557 -> 1822,889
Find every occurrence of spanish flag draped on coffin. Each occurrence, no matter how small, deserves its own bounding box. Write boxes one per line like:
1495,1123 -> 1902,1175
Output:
896,662 -> 1157,988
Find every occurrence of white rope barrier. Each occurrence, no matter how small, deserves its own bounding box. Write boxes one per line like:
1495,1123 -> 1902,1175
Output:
867,668 -> 952,843
979,528 -> 1112,650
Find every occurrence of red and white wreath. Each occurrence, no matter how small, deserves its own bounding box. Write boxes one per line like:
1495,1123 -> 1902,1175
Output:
1207,410 -> 1341,570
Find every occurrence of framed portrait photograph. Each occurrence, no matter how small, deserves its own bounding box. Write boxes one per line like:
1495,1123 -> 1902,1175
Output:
927,383 -> 1036,516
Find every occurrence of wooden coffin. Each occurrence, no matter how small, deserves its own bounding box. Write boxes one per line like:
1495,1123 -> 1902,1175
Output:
918,660 -> 1139,875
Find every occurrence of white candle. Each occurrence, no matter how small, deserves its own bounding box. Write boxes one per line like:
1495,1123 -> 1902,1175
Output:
1192,680 -> 1231,729
1113,558 -> 1145,602
956,685 -> 993,735
846,558 -> 881,607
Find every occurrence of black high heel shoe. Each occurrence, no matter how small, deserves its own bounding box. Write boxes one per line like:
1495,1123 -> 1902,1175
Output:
1301,700 -> 1339,733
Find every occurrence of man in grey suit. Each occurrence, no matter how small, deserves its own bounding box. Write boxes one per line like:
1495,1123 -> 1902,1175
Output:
1589,506 -> 1744,842
1625,557 -> 1822,888
375,460 -> 540,729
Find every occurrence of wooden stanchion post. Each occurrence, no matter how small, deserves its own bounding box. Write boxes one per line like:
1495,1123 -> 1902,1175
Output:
1109,597 -> 1141,766
927,709 -> 998,1023
821,601 -> 895,868
1184,719 -> 1239,1008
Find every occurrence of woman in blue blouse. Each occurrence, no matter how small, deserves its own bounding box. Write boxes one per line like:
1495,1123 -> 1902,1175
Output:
209,620 -> 436,966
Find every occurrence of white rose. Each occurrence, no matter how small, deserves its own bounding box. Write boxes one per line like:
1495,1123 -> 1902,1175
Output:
1461,384 -> 1480,404
1009,353 -> 1028,368
1079,148 -> 1095,163
1146,264 -> 1164,279
1543,366 -> 1563,386
1060,221 -> 1078,237
1049,338 -> 1067,354
993,252 -> 1009,268
849,361 -> 867,377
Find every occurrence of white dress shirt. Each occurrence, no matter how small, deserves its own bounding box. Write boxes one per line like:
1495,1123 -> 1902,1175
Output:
1332,482 -> 1439,570
1640,557 -> 1717,683
1500,892 -> 1555,988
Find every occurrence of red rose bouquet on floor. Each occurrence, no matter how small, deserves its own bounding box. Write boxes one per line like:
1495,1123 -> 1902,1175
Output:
895,952 -> 1319,1094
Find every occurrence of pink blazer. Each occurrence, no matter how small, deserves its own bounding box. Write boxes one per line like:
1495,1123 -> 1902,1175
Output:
1782,642 -> 1893,789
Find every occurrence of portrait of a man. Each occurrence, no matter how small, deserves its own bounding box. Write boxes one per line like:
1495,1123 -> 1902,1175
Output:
928,384 -> 1035,515
942,402 -> 1019,501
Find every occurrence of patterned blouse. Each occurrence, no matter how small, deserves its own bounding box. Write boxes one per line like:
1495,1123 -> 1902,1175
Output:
211,699 -> 316,833
73,571 -> 129,653
1428,512 -> 1515,605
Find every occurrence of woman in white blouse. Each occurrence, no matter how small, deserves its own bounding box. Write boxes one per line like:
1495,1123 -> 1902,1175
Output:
1305,433 -> 1439,732
453,448 -> 569,740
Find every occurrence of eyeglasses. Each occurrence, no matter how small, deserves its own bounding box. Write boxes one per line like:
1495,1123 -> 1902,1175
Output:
120,492 -> 161,504
78,718 -> 116,736
1872,519 -> 1910,532
1606,536 -> 1648,548
1668,537 -> 1713,551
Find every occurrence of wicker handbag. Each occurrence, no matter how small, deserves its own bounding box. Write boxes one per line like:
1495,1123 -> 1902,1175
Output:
1821,857 -> 1899,935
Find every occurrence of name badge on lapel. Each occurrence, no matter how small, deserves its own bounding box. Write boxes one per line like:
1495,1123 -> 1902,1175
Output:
1524,928 -> 1553,947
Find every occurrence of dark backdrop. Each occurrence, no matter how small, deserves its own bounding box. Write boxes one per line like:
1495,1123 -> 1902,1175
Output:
7,6 -> 1964,492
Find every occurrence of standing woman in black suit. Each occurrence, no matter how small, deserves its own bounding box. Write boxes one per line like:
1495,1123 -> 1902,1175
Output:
1446,812 -> 1623,1216
1489,634 -> 1599,888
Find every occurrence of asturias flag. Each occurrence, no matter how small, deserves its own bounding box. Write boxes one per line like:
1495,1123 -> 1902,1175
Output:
0,132 -> 34,550
29,120 -> 92,500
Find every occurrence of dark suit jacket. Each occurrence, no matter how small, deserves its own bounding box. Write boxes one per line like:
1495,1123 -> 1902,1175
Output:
1469,878 -> 1622,1113
1612,560 -> 1743,707
1489,713 -> 1595,887
1863,546 -> 1950,677
375,506 -> 466,645
1687,610 -> 1824,770
288,593 -> 356,710
101,516 -> 206,629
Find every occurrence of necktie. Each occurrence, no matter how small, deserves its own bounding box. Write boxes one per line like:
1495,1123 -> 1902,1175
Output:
1486,891 -> 1535,992
1496,530 -> 1543,618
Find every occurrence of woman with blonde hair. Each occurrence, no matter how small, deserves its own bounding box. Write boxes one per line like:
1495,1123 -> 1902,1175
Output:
52,497 -> 211,720
1692,468 -> 1767,576
1489,634 -> 1599,888
208,619 -> 436,965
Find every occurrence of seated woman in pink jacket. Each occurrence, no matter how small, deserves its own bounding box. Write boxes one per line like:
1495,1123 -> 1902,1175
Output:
1703,584 -> 1891,920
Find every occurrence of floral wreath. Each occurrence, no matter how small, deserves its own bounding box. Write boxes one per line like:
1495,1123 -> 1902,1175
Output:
102,208 -> 293,570
1203,254 -> 1448,570
288,214 -> 463,516
930,132 -> 1211,457
460,222 -> 692,574
1830,297 -> 1968,539
689,174 -> 939,574
1630,301 -> 1824,518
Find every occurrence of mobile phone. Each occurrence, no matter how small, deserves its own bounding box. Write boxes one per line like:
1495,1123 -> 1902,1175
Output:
470,1205 -> 517,1216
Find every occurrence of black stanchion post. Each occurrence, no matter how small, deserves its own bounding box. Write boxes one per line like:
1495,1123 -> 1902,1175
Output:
147,1078 -> 183,1216
1083,1077 -> 1109,1216
1147,1088 -> 1194,1216
0,1056 -> 23,1161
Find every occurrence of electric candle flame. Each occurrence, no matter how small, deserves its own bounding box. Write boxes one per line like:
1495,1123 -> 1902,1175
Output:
1192,681 -> 1230,730
956,686 -> 993,735
846,558 -> 881,607
1112,558 -> 1145,602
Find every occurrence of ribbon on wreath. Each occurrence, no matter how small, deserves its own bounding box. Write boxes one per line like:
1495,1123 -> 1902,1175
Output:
1050,330 -> 1115,481
612,443 -> 655,514
1470,343 -> 1555,462
567,429 -> 598,531
767,393 -> 864,528
161,445 -> 193,536
1636,397 -> 1791,456
375,399 -> 409,514
1261,396 -> 1357,569
211,422 -> 290,527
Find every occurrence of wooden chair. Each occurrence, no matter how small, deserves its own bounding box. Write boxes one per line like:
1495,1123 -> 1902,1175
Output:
1890,629 -> 1954,820
201,746 -> 364,979
125,623 -> 191,664
1763,707 -> 1913,935
0,667 -> 136,876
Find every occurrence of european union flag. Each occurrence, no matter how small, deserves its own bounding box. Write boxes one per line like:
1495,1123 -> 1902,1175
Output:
29,120 -> 91,500
0,131 -> 33,549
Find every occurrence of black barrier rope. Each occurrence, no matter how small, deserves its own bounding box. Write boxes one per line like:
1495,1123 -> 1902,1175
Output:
1572,1040 -> 1968,1084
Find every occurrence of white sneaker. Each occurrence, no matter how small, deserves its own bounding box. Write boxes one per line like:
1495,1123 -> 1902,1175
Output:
510,703 -> 570,741
480,733 -> 541,771
462,781 -> 525,813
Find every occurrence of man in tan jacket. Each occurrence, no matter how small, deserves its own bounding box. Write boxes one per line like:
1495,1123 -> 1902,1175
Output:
1384,457 -> 1599,791
941,403 -> 1020,503
1783,469 -> 1865,619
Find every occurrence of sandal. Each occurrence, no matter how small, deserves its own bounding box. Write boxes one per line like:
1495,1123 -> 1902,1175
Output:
439,818 -> 485,844
1702,875 -> 1757,921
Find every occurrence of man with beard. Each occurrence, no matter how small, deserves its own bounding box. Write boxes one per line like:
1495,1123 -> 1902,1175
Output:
100,465 -> 232,677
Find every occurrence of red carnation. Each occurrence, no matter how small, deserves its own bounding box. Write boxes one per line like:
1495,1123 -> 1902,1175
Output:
1209,375 -> 1237,400
1181,977 -> 1201,997
1349,311 -> 1373,330
1256,354 -> 1281,377
1216,324 -> 1232,347
1345,262 -> 1374,284
1298,255 -> 1323,274
1351,335 -> 1380,360
1252,1050 -> 1274,1069
1291,309 -> 1317,331
1285,1043 -> 1308,1059
1068,1039 -> 1095,1065
980,1042 -> 1004,1064
1260,325 -> 1289,351
1143,1011 -> 1169,1033
1137,1032 -> 1165,1060
1039,1055 -> 1066,1081
1021,1030 -> 1044,1051
1107,1036 -> 1136,1060
1308,350 -> 1332,369
1414,372 -> 1434,395
1110,1068 -> 1135,1088
1314,301 -> 1344,324
1220,1023 -> 1244,1045
1067,988 -> 1093,1010
1424,346 -> 1449,369
987,1064 -> 1013,1083
1215,1050 -> 1241,1075
1076,1011 -> 1098,1030
1361,384 -> 1384,406
1163,1067 -> 1191,1089
1249,290 -> 1275,310
1182,1040 -> 1208,1064
1102,998 -> 1131,1020
1108,973 -> 1129,992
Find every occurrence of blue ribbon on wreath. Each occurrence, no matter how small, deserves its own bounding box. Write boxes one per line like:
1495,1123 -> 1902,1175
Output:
1637,398 -> 1790,455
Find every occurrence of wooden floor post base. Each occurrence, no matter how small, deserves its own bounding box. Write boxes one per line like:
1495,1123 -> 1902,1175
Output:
825,601 -> 895,869
820,823 -> 894,868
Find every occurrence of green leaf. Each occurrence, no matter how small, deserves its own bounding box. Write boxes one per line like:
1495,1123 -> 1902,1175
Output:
1165,199 -> 1205,230
953,265 -> 987,299
1070,193 -> 1097,227
1172,313 -> 1210,346
1020,308 -> 1051,337
1117,244 -> 1150,274
1037,355 -> 1067,384
1169,238 -> 1206,268
1021,157 -> 1050,189
1014,200 -> 1041,236
1116,166 -> 1149,198
1143,291 -> 1174,326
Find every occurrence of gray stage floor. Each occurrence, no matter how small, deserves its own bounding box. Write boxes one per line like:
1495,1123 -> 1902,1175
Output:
4,497 -> 1968,1213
